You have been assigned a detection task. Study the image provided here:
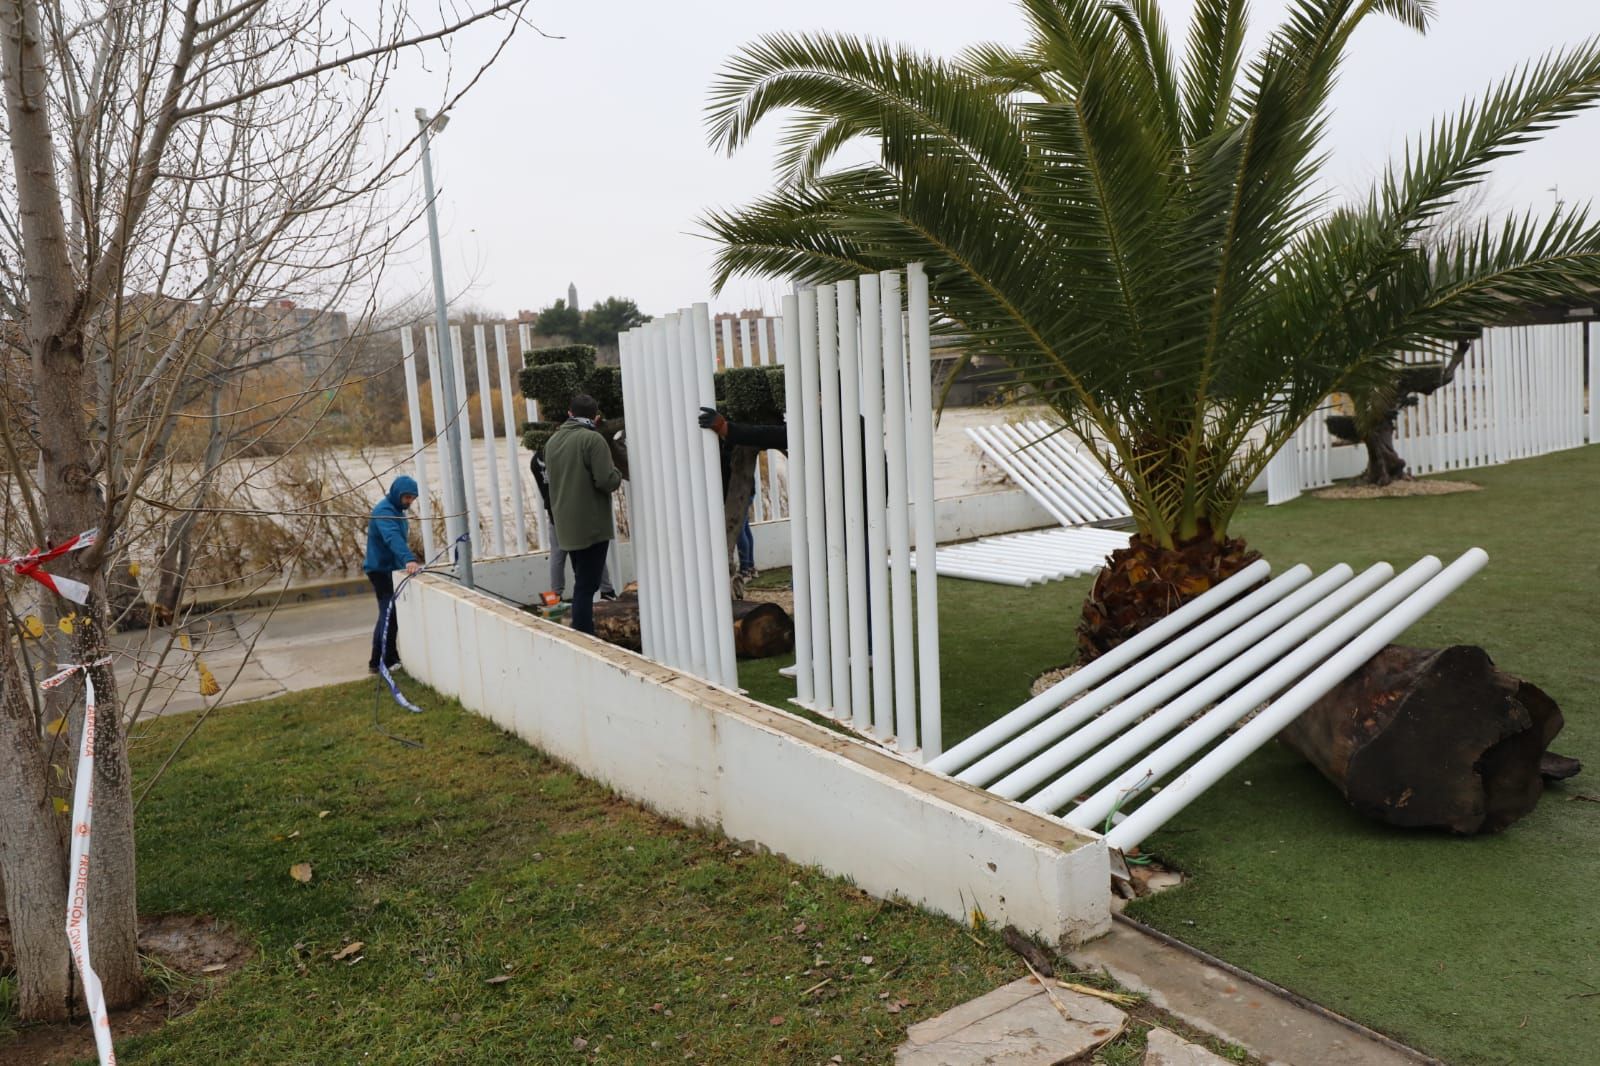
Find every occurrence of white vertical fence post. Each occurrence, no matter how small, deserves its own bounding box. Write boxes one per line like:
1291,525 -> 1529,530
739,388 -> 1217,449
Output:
618,331 -> 656,659
423,327 -> 455,537
664,314 -> 710,679
739,317 -> 767,524
906,263 -> 942,759
837,282 -> 873,732
473,324 -> 507,555
1590,323 -> 1599,444
797,289 -> 832,711
448,324 -> 481,553
880,271 -> 917,749
859,275 -> 895,741
691,305 -> 740,689
780,295 -> 815,706
493,325 -> 528,554
817,285 -> 852,719
399,328 -> 436,557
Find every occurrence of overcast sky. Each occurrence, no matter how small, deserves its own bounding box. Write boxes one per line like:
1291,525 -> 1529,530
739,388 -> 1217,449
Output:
378,0 -> 1600,321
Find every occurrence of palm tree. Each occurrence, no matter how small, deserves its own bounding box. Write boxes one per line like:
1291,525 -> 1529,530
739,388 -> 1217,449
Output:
701,0 -> 1600,660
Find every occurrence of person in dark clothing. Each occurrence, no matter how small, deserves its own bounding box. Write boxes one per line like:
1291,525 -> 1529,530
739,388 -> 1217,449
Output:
363,475 -> 422,674
532,451 -> 615,601
544,394 -> 624,635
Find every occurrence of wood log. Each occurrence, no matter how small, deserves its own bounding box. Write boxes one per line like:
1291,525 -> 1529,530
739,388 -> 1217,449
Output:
575,594 -> 794,660
1278,644 -> 1570,833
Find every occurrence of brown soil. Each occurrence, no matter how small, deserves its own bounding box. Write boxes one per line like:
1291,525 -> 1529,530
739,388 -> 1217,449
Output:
1313,478 -> 1481,500
742,585 -> 795,615
0,914 -> 253,1066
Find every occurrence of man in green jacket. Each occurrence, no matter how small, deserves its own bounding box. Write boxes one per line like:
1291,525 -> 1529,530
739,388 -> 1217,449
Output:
544,393 -> 624,635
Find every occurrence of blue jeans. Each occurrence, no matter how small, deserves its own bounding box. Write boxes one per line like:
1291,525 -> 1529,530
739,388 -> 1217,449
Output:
737,518 -> 754,571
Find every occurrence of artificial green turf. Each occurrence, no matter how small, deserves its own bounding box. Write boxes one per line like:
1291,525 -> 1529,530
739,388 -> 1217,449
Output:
740,445 -> 1600,1066
96,683 -> 1026,1063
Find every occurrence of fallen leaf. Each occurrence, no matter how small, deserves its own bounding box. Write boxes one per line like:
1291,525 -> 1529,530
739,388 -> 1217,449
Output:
768,1015 -> 785,1026
289,862 -> 313,884
860,955 -> 874,965
793,922 -> 807,935
318,810 -> 331,819
331,941 -> 364,961
201,963 -> 228,974
571,1037 -> 589,1051
287,830 -> 300,840
485,974 -> 513,985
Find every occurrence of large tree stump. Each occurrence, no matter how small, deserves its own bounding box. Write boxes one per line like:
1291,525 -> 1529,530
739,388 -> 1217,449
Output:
1278,644 -> 1571,833
575,594 -> 793,659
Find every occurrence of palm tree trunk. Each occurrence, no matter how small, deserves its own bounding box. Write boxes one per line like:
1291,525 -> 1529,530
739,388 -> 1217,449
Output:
1077,526 -> 1260,663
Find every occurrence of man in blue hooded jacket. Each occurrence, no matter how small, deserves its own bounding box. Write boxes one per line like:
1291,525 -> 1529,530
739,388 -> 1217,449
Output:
364,475 -> 422,674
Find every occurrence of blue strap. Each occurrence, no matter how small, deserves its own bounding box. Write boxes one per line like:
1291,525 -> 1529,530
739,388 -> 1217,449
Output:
376,533 -> 470,714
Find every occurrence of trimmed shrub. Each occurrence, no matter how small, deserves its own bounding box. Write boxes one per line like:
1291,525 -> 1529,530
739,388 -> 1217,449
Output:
584,365 -> 625,421
520,363 -> 580,414
525,344 -> 596,378
719,365 -> 783,424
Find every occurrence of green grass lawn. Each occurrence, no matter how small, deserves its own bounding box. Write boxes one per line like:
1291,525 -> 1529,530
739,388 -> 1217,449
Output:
741,445 -> 1600,1066
106,683 -> 1030,1063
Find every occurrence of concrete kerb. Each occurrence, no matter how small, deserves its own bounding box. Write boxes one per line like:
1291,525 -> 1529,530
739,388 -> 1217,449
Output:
396,573 -> 1112,947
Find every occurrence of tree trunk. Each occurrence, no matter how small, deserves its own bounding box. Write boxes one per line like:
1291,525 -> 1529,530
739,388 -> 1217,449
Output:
1278,644 -> 1567,833
0,592 -> 73,1021
1361,416 -> 1409,486
576,593 -> 793,659
1077,527 -> 1260,664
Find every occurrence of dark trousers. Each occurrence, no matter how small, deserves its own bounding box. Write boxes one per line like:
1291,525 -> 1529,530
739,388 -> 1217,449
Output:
568,540 -> 611,636
368,570 -> 399,670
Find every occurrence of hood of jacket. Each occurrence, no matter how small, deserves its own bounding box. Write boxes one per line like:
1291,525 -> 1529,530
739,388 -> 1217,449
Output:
386,475 -> 419,510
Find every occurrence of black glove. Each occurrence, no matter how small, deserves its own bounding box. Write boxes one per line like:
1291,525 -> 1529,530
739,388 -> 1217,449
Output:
698,406 -> 729,437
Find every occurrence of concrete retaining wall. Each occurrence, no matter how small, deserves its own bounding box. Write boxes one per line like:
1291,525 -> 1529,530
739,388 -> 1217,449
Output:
397,575 -> 1111,946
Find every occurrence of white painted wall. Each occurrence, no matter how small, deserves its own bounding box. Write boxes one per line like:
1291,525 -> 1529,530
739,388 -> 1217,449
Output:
397,576 -> 1112,946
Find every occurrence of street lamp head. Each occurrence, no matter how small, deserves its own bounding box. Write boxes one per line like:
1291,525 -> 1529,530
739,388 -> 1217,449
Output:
414,107 -> 449,134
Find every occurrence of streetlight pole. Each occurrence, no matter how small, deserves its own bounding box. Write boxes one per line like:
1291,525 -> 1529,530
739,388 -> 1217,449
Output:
416,107 -> 474,588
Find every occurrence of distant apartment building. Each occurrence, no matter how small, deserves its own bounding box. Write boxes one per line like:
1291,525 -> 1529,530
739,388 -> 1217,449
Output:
252,300 -> 350,376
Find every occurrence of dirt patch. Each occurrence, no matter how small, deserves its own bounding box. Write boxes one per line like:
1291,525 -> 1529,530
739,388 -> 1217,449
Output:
1313,478 -> 1481,500
0,914 -> 252,1066
743,585 -> 795,615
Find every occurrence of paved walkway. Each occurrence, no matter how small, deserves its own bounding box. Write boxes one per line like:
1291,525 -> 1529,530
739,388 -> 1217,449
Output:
112,595 -> 375,717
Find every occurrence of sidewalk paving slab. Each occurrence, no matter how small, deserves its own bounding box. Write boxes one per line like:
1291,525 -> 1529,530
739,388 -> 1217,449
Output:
1144,1026 -> 1233,1066
895,977 -> 1125,1065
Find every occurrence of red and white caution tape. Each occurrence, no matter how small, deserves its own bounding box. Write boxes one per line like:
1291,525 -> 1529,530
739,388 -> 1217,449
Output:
55,658 -> 117,1065
2,528 -> 98,605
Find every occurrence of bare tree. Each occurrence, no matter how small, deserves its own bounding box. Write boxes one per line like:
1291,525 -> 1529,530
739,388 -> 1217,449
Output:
0,0 -> 535,1023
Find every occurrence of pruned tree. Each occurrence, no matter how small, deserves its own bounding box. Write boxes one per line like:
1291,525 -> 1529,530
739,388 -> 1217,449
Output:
0,0 -> 535,1024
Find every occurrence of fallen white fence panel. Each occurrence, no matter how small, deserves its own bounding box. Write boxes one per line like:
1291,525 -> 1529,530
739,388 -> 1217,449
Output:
911,527 -> 1131,586
932,549 -> 1487,858
967,421 -> 1132,528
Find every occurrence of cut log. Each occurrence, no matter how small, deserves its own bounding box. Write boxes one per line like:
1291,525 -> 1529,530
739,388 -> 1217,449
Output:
1278,644 -> 1569,833
573,594 -> 794,660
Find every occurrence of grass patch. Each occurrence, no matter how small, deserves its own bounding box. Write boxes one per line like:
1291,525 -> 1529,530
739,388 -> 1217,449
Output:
741,445 -> 1600,1066
92,683 -> 1030,1063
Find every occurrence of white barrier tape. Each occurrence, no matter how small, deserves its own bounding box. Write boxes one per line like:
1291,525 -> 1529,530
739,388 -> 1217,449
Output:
40,656 -> 114,691
58,661 -> 117,1065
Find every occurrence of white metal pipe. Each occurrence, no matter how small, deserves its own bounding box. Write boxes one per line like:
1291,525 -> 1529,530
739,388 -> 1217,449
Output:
929,566 -> 1032,587
739,317 -> 766,524
817,285 -> 851,719
493,325 -> 528,554
780,295 -> 815,705
1014,565 -> 1377,808
656,316 -> 704,676
673,312 -> 717,681
906,264 -> 941,758
1071,555 -> 1445,830
927,559 -> 1271,774
644,324 -> 687,670
423,327 -> 454,529
942,540 -> 1112,564
960,566 -> 1314,789
519,324 -> 536,423
836,282 -> 873,731
966,427 -> 1073,527
971,425 -> 1082,523
797,289 -> 833,711
991,423 -> 1107,523
880,271 -> 917,747
1105,549 -> 1488,850
449,324 -> 482,554
1023,422 -> 1130,517
400,328 -> 436,558
618,332 -> 656,659
720,317 -> 735,371
692,304 -> 740,689
473,325 -> 507,556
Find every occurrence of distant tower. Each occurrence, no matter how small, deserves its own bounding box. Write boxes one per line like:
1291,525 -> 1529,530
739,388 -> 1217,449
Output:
567,282 -> 579,311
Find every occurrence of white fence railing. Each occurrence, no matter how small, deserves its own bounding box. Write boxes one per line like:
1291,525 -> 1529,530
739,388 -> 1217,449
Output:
619,309 -> 739,689
1264,323 -> 1593,504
